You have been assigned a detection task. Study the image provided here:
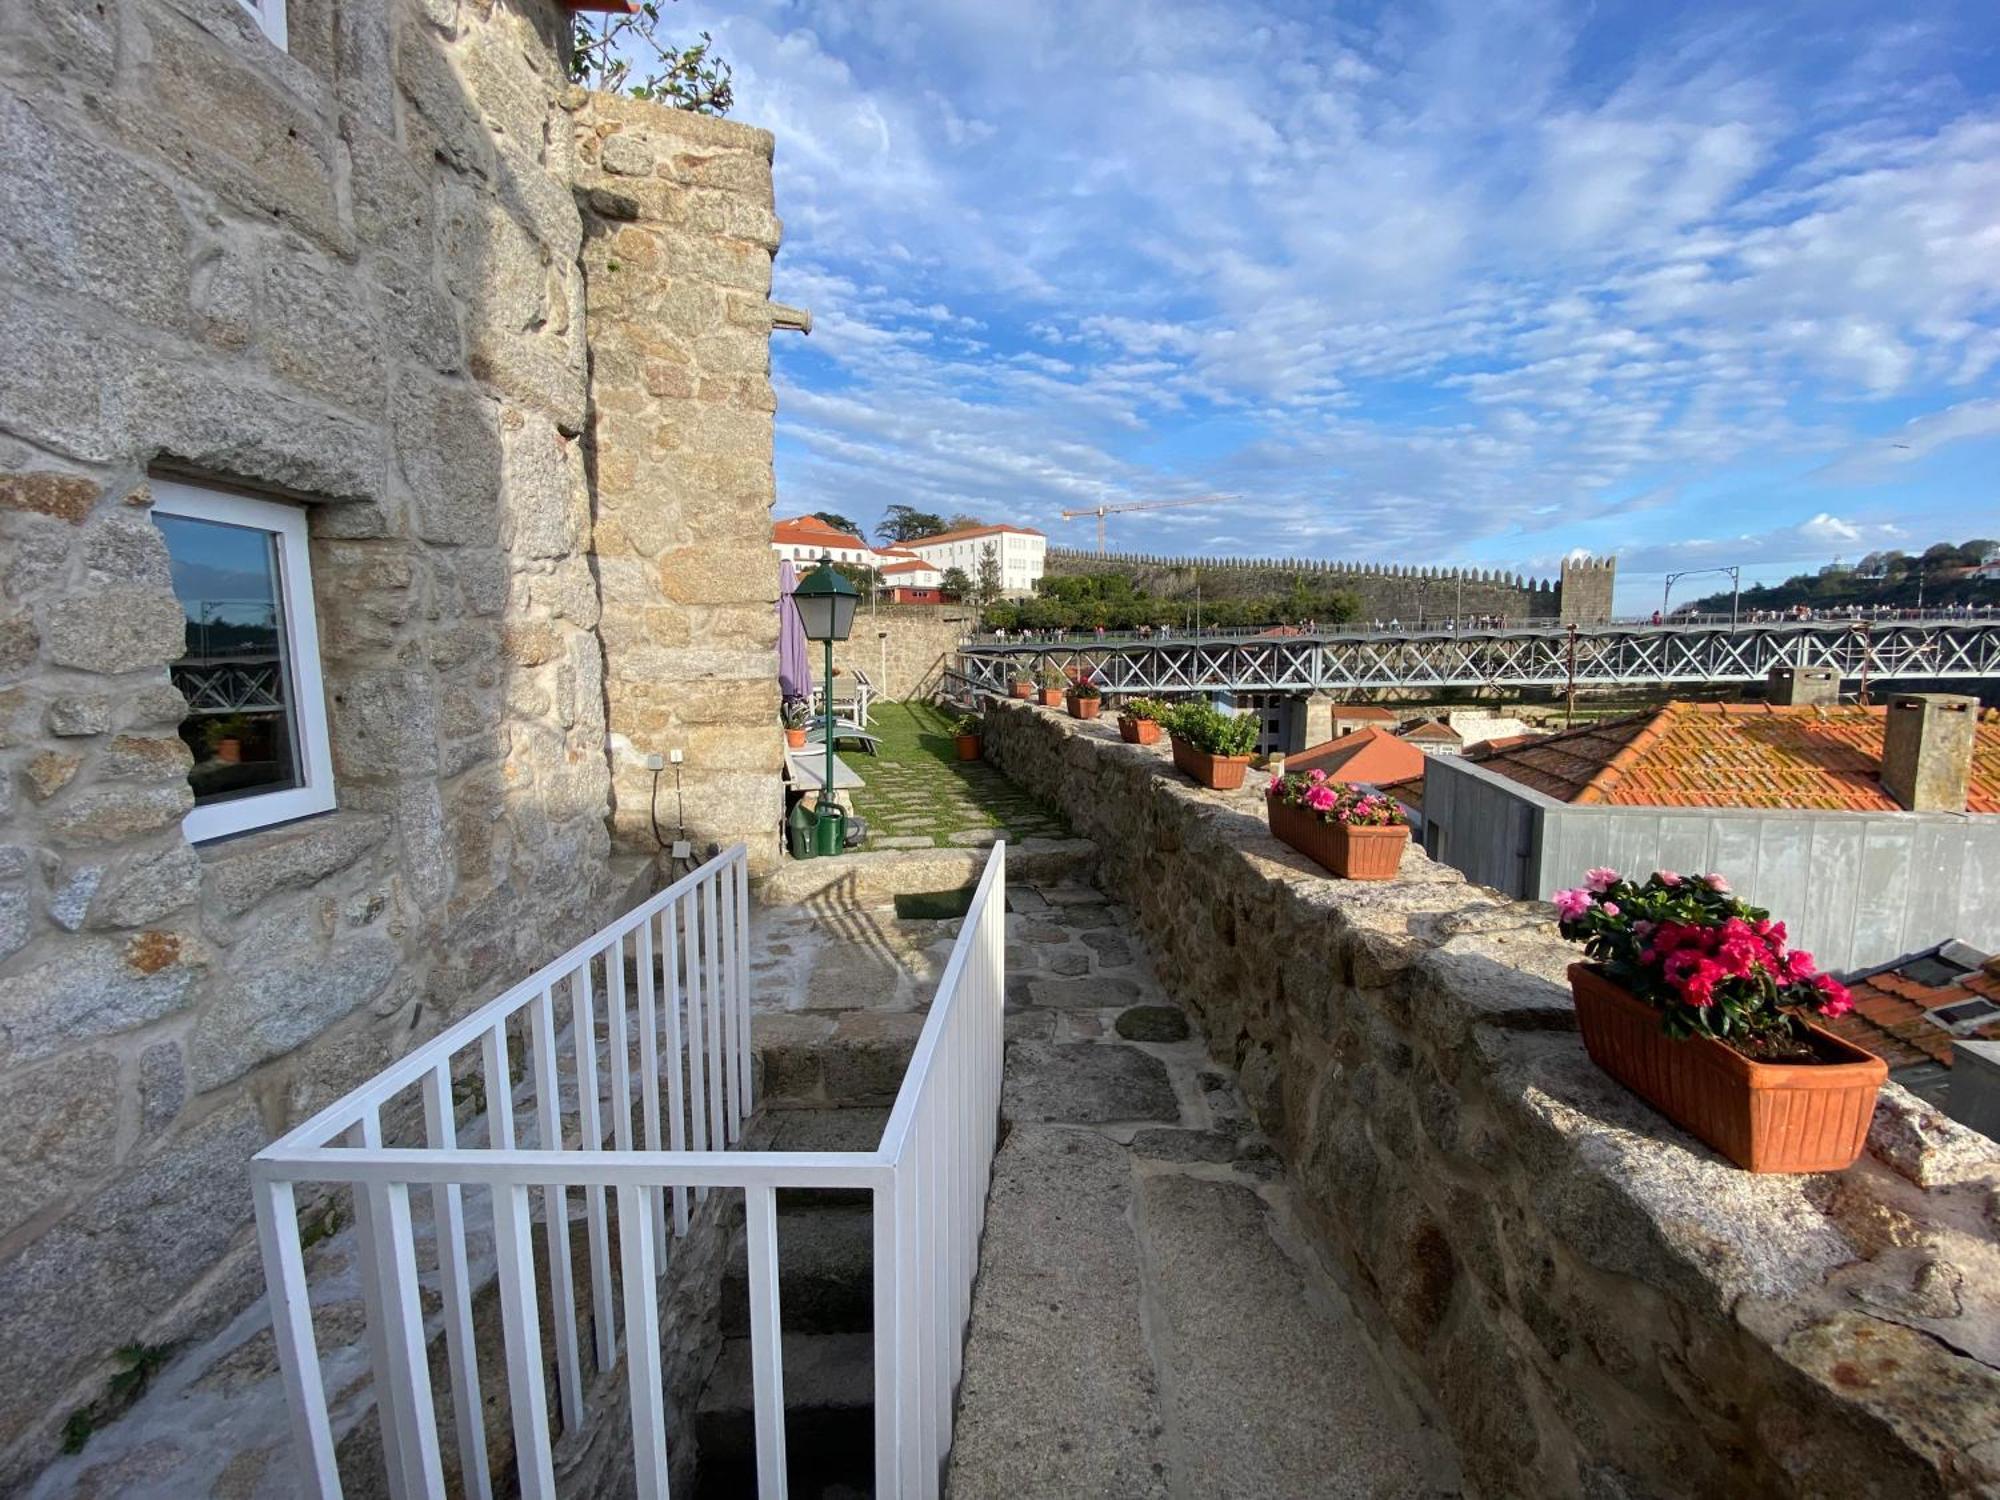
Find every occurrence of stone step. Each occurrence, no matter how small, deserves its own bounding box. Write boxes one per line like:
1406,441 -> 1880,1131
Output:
719,1203 -> 874,1336
745,1106 -> 890,1210
694,1332 -> 875,1500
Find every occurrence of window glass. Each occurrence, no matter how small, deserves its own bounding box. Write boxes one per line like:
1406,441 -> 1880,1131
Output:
156,512 -> 304,806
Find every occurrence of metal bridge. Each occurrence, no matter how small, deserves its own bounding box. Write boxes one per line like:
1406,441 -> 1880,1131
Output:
956,619 -> 2000,696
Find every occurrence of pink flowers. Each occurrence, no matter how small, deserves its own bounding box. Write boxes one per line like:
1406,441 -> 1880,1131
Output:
1550,867 -> 1850,1053
1304,784 -> 1338,813
1267,773 -> 1410,829
1552,888 -> 1594,922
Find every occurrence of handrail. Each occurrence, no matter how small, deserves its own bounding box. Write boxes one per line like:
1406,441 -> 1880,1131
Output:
254,840 -> 1008,1500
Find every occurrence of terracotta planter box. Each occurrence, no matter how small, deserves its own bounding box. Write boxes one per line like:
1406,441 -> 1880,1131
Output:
784,728 -> 807,750
1067,695 -> 1102,720
954,733 -> 982,761
1009,682 -> 1033,699
1267,797 -> 1408,879
1567,964 -> 1886,1173
1169,736 -> 1253,790
1120,717 -> 1160,745
1038,688 -> 1064,707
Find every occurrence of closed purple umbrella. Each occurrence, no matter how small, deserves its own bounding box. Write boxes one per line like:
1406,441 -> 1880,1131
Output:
778,559 -> 810,702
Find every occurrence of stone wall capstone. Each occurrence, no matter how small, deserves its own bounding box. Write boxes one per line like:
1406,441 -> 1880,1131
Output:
978,697 -> 2000,1498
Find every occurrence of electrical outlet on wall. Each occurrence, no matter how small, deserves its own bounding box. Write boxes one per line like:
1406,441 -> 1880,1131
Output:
671,840 -> 691,861
668,748 -> 685,764
641,752 -> 665,771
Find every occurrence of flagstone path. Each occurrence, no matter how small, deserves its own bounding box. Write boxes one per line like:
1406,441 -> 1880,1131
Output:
843,702 -> 1067,849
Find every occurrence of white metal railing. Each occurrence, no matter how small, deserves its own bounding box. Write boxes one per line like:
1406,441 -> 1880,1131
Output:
253,840 -> 1008,1500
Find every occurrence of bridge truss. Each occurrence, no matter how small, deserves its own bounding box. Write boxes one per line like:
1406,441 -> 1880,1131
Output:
957,621 -> 2000,697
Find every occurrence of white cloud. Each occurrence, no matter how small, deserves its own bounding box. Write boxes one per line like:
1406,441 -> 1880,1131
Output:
692,0 -> 2000,572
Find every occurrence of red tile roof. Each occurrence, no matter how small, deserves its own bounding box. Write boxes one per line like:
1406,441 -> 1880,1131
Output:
1332,705 -> 1397,723
1824,946 -> 2000,1070
1285,728 -> 1427,786
773,515 -> 870,551
906,523 -> 1045,546
1463,701 -> 2000,812
879,559 -> 938,577
1400,718 -> 1463,745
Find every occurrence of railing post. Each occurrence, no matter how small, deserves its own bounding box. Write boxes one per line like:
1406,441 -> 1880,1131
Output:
616,1183 -> 671,1499
745,1186 -> 789,1498
421,1064 -> 491,1497
254,1177 -> 341,1498
872,1174 -> 904,1500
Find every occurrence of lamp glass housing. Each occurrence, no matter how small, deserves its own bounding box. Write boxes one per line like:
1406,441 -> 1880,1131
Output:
794,557 -> 860,642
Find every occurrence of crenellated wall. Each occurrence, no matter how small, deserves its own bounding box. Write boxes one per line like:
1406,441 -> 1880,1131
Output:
1044,547 -> 1617,624
978,697 -> 2000,1498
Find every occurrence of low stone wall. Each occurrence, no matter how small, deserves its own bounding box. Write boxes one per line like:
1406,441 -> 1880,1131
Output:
829,604 -> 974,702
979,698 -> 2000,1498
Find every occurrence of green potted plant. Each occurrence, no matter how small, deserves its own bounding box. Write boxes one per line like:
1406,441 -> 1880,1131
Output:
1009,670 -> 1034,700
1118,696 -> 1170,746
1162,702 -> 1258,789
781,697 -> 812,750
1554,870 -> 1884,1173
1066,677 -> 1102,720
1036,667 -> 1067,708
201,713 -> 254,765
1265,772 -> 1410,879
953,713 -> 984,761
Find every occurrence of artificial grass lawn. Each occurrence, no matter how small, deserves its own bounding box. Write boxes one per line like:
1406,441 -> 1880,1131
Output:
846,701 -> 1069,850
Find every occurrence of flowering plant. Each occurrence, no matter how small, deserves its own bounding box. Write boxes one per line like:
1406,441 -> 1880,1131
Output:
1069,677 -> 1101,700
1552,869 -> 1852,1060
1265,771 -> 1410,827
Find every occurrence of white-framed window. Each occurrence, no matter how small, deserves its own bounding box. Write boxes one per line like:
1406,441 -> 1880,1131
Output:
236,0 -> 287,49
151,479 -> 334,842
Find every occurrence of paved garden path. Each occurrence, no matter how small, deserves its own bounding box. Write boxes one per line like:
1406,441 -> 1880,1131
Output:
843,703 -> 1068,850
946,877 -> 1467,1500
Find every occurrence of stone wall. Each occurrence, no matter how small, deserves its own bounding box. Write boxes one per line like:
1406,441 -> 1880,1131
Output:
830,603 -> 975,702
0,2 -> 784,1484
1043,548 -> 1620,624
979,698 -> 2000,1498
574,98 -> 785,865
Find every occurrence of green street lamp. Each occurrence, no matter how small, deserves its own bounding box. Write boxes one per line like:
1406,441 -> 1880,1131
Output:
793,555 -> 860,857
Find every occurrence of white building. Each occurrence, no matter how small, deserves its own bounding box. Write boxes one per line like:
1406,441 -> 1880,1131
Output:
902,524 -> 1047,595
771,515 -> 880,569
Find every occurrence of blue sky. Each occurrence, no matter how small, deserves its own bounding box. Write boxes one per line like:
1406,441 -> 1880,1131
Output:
690,0 -> 2000,611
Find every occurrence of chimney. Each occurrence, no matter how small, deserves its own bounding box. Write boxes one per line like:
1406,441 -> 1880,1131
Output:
1767,665 -> 1838,707
1880,693 -> 1977,812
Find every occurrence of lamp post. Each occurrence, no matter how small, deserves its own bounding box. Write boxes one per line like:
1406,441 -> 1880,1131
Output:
792,555 -> 860,857
1662,564 -> 1740,626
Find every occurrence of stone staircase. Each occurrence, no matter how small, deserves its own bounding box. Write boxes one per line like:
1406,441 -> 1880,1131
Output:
693,1107 -> 886,1499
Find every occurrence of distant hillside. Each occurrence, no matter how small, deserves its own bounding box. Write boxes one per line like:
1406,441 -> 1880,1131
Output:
1686,540 -> 1998,615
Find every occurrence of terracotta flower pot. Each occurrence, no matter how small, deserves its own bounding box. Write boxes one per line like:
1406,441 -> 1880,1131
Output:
1038,688 -> 1064,707
955,733 -> 982,761
1009,681 -> 1033,699
1267,796 -> 1407,879
1067,695 -> 1101,720
784,727 -> 807,750
215,738 -> 243,764
1567,964 -> 1886,1173
1169,736 -> 1252,790
1120,717 -> 1160,745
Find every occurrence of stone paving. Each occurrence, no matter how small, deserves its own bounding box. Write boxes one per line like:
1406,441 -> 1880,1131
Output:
842,703 -> 1068,850
932,873 -> 1466,1498
746,858 -> 1467,1498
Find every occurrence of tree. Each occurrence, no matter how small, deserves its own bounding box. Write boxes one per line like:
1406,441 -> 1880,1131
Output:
975,543 -> 1004,607
877,505 -> 947,544
810,511 -> 861,538
939,567 -> 972,599
570,2 -> 733,115
945,513 -> 985,532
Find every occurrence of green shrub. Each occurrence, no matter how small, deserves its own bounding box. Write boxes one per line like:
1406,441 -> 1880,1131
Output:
1164,702 -> 1258,757
1036,666 -> 1068,689
1120,696 -> 1171,722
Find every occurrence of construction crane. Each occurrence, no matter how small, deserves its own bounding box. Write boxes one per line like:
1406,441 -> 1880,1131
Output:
1060,495 -> 1239,555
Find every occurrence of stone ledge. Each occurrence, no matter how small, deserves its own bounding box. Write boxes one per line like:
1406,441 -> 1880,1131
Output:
979,696 -> 2000,1497
196,809 -> 389,919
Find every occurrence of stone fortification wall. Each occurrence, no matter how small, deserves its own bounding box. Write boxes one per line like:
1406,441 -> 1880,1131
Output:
574,98 -> 785,863
1045,549 -> 1618,624
0,2 -> 783,1483
979,698 -> 2000,1498
830,603 -> 975,701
